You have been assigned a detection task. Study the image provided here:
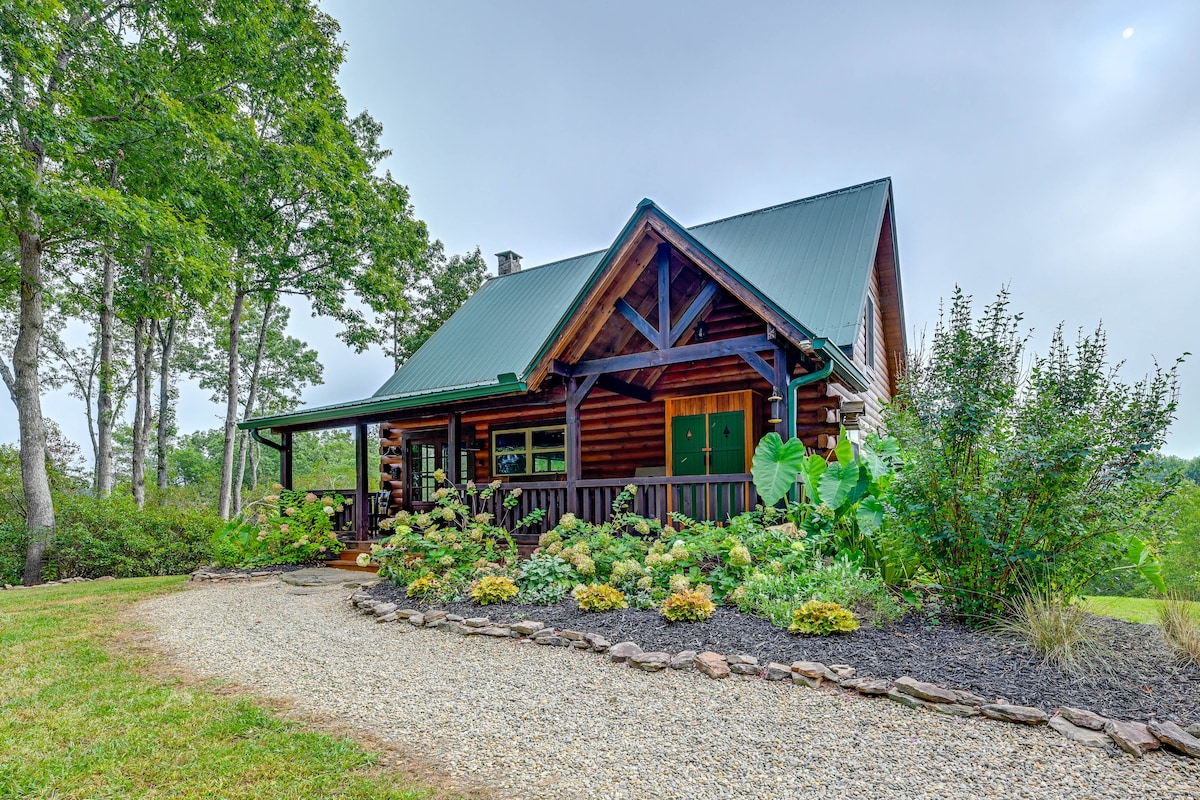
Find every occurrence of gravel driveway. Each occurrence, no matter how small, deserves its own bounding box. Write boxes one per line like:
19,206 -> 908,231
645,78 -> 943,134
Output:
140,579 -> 1200,800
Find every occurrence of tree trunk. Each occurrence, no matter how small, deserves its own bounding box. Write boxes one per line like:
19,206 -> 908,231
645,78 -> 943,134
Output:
155,317 -> 177,490
96,247 -> 117,496
16,228 -> 56,586
95,158 -> 120,496
217,291 -> 245,519
130,248 -> 154,510
233,293 -> 274,513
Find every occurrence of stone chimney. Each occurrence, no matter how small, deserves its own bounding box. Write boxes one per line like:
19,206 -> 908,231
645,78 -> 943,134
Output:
496,250 -> 522,276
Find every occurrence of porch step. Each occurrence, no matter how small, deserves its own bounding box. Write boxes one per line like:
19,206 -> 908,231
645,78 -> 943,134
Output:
326,559 -> 379,573
326,544 -> 376,572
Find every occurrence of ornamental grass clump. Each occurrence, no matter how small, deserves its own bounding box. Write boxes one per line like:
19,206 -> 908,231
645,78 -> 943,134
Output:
573,583 -> 627,612
662,588 -> 716,622
1157,591 -> 1200,664
470,575 -> 519,605
992,589 -> 1114,675
789,600 -> 859,635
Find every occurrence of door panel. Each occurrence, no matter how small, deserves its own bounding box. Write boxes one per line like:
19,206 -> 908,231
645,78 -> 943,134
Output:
708,411 -> 745,475
671,414 -> 708,476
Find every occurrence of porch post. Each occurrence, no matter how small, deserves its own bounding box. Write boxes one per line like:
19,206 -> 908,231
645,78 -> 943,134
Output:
447,411 -> 461,484
280,431 -> 293,489
566,377 -> 581,514
773,344 -> 791,438
355,421 -> 370,539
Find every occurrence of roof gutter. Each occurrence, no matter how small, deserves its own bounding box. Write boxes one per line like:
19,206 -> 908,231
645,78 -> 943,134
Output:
238,377 -> 528,432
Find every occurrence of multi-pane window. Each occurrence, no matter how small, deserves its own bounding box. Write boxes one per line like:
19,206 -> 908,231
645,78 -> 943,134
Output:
492,425 -> 566,476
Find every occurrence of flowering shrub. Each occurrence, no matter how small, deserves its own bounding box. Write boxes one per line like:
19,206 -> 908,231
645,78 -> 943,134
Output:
215,487 -> 348,567
789,600 -> 859,635
470,575 -> 519,605
406,573 -> 443,599
573,583 -> 627,612
367,474 -> 543,599
662,587 -> 716,622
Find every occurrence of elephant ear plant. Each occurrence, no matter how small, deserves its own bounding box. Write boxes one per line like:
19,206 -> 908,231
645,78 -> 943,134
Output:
751,427 -> 913,586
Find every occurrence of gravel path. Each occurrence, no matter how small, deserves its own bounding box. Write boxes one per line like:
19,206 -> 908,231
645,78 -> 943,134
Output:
139,580 -> 1200,800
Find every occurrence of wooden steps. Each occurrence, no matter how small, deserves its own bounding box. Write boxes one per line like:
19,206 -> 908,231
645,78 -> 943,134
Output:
326,542 -> 378,572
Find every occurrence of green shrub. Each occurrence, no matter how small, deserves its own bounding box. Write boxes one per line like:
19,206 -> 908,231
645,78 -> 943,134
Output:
573,583 -> 626,612
469,575 -> 519,605
887,288 -> 1180,617
789,600 -> 859,635
992,588 -> 1113,675
1157,591 -> 1200,664
406,574 -> 443,599
517,553 -> 575,605
662,588 -> 716,622
732,558 -> 900,629
215,489 -> 347,568
0,519 -> 28,585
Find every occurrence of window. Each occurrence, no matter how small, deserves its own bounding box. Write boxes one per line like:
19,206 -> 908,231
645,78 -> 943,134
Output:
492,424 -> 566,477
864,297 -> 876,369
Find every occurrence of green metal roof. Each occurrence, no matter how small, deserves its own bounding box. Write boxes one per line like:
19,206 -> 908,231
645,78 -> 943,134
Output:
242,179 -> 893,431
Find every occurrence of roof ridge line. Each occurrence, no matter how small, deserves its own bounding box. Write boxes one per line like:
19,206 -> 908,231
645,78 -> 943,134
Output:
485,247 -> 606,280
686,177 -> 891,231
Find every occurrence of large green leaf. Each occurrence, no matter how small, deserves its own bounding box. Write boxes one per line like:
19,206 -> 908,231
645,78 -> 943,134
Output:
798,453 -> 828,504
1126,536 -> 1167,594
834,431 -> 854,467
751,433 -> 807,506
817,461 -> 860,511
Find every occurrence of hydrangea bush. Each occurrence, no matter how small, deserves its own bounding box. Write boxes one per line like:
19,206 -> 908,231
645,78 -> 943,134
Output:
215,487 -> 348,567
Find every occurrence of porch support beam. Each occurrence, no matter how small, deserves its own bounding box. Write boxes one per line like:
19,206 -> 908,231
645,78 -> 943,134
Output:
446,412 -> 460,484
738,349 -> 776,385
565,378 -> 582,514
657,243 -> 671,349
668,280 -> 718,346
354,421 -> 369,539
596,375 -> 652,402
614,298 -> 660,348
773,344 -> 791,438
563,334 -> 772,377
280,431 -> 293,489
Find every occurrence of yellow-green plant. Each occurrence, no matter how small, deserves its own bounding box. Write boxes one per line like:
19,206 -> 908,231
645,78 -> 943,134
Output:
406,573 -> 442,599
993,588 -> 1113,675
1157,591 -> 1200,664
662,589 -> 716,622
469,575 -> 519,605
573,583 -> 626,612
789,600 -> 859,635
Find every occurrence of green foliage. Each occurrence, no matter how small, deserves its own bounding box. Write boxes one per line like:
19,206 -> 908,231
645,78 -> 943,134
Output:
887,288 -> 1182,617
1159,483 -> 1200,593
469,575 -> 519,605
661,588 -> 716,622
992,589 -> 1113,675
28,494 -> 216,581
1157,591 -> 1200,664
215,489 -> 348,568
369,478 -> 537,594
731,558 -> 901,628
405,574 -> 443,600
573,583 -> 627,612
750,433 -> 808,506
516,553 -> 576,605
789,600 -> 859,635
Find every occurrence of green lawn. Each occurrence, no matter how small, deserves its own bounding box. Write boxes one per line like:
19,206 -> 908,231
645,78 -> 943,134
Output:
1084,594 -> 1200,625
0,577 -> 452,800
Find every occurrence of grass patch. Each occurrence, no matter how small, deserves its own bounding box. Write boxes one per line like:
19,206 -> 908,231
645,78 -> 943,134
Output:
1084,594 -> 1200,625
0,577 -> 455,800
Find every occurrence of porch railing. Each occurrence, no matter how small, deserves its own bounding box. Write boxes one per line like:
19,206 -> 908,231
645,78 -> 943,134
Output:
308,489 -> 391,541
463,474 -> 758,536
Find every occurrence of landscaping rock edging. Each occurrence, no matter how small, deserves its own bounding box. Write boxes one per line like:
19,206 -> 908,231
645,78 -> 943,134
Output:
346,590 -> 1200,761
4,575 -> 116,590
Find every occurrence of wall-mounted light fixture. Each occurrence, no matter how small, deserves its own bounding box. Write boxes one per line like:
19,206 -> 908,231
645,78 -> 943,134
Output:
693,320 -> 708,342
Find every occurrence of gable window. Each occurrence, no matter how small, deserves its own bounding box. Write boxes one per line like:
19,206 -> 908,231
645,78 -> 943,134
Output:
492,424 -> 566,476
865,297 -> 876,369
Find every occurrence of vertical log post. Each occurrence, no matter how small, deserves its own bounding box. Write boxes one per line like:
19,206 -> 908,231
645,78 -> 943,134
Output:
773,344 -> 791,439
355,421 -> 369,539
280,430 -> 293,490
656,242 -> 671,349
566,378 -> 581,514
447,411 -> 461,485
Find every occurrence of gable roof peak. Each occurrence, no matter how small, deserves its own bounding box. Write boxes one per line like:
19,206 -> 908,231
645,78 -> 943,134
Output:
690,177 -> 891,232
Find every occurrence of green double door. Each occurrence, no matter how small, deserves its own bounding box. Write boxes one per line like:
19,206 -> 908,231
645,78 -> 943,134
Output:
670,410 -> 746,520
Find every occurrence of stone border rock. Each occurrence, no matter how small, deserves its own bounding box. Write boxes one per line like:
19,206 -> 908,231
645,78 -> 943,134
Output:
347,591 -> 1200,761
4,575 -> 116,590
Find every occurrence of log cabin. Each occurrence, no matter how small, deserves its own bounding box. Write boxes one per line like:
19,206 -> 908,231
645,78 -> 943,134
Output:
239,178 -> 906,564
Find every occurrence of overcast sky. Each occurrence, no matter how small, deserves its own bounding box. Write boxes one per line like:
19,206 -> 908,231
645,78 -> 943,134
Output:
6,1 -> 1200,457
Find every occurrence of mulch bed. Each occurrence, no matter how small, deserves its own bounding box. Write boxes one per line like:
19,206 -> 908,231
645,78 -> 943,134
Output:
365,583 -> 1200,724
